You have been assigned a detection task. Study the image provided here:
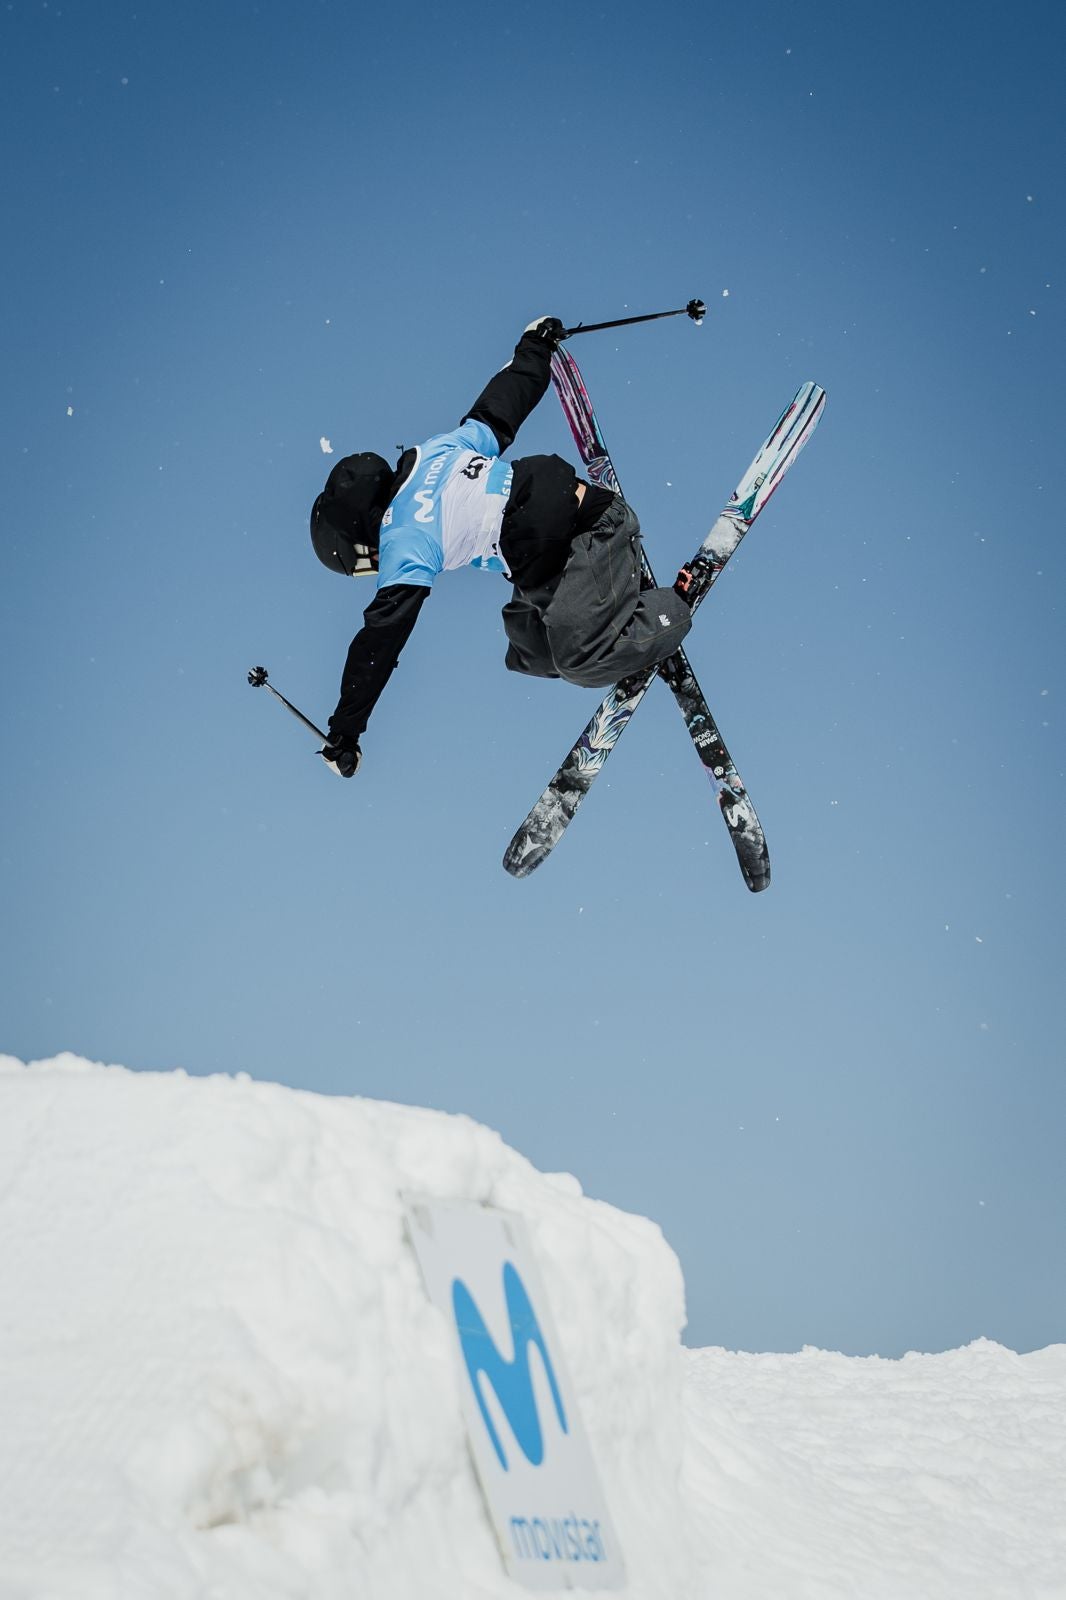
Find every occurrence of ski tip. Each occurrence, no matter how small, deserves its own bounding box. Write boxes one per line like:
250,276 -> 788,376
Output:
804,383 -> 827,417
502,840 -> 547,880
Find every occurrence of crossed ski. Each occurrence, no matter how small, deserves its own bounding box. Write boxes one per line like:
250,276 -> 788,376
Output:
503,348 -> 826,889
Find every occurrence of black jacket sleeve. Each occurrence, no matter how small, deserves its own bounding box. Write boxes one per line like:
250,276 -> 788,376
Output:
328,583 -> 430,745
462,331 -> 554,453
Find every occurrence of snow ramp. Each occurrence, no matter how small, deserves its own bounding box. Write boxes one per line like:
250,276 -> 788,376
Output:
0,1055 -> 694,1598
1,1054 -> 1064,1599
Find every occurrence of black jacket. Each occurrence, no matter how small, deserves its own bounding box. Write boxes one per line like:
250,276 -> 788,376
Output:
327,330 -> 570,751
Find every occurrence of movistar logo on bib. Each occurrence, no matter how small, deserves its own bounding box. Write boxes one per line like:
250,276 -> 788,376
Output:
376,421 -> 512,587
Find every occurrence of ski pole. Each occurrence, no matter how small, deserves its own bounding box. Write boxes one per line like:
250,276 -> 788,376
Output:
563,298 -> 706,339
247,666 -> 328,742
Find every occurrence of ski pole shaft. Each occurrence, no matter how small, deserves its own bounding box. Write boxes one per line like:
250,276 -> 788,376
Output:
563,298 -> 706,339
247,666 -> 328,742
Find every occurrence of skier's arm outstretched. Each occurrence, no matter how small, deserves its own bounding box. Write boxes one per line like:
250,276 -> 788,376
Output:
323,582 -> 431,771
322,319 -> 563,772
461,321 -> 559,450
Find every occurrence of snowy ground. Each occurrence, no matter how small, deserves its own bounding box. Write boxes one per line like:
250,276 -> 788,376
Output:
0,1055 -> 1062,1600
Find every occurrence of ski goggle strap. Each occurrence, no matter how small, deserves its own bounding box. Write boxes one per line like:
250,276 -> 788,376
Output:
310,494 -> 381,577
345,543 -> 378,578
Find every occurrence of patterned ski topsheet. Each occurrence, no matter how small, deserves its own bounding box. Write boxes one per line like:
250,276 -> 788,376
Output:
502,351 -> 825,885
693,380 -> 826,580
504,349 -> 769,888
554,347 -> 824,597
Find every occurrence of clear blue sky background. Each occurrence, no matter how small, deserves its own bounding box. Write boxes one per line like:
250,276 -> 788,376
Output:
2,0 -> 1063,1357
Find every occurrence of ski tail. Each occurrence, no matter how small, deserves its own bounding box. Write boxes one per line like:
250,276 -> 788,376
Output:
502,675 -> 653,878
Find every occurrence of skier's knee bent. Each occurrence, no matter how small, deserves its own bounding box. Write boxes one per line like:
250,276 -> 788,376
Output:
540,495 -> 692,686
501,487 -> 692,687
549,586 -> 692,687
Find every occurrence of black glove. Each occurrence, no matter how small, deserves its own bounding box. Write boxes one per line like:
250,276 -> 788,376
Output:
320,737 -> 362,778
523,315 -> 567,349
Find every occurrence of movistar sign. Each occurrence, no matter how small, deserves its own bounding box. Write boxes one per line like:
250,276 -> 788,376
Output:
452,1262 -> 568,1470
405,1196 -> 627,1589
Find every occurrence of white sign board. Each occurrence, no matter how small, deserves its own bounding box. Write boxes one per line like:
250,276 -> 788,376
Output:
405,1197 -> 627,1590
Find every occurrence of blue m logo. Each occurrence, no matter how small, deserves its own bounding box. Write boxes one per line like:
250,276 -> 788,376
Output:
452,1262 -> 569,1471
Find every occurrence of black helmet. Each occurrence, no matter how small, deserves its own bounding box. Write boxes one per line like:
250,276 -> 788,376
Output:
310,452 -> 394,576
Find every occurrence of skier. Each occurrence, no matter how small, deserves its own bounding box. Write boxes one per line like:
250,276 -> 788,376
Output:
309,316 -> 693,776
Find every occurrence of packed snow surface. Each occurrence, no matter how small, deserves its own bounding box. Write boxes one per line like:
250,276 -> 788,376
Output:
1,1055 -> 1063,1599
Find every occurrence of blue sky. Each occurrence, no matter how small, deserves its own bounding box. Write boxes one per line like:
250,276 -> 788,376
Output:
2,0 -> 1063,1357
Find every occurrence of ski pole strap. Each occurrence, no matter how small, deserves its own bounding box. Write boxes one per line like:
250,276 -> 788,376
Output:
563,299 -> 706,339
